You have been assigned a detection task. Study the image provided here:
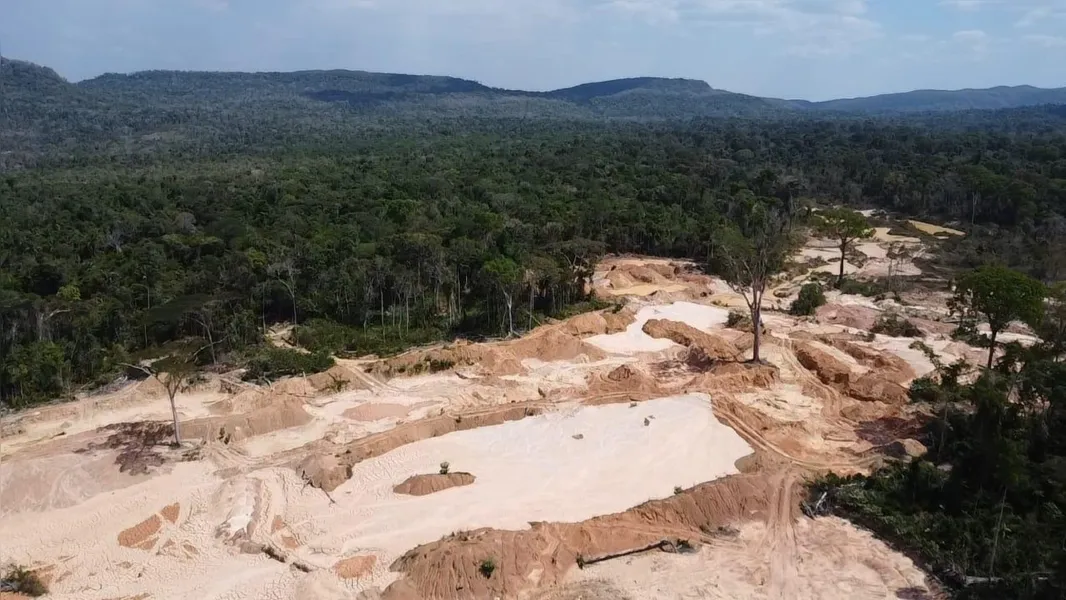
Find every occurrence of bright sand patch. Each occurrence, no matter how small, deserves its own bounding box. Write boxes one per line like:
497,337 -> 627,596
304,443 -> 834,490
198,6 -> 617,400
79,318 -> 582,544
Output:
586,302 -> 731,354
908,220 -> 964,237
304,394 -> 751,583
872,228 -> 920,244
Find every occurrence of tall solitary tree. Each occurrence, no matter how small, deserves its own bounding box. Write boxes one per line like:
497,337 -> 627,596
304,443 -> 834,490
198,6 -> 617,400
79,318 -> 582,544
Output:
125,355 -> 196,446
814,207 -> 873,286
710,194 -> 798,363
950,265 -> 1046,369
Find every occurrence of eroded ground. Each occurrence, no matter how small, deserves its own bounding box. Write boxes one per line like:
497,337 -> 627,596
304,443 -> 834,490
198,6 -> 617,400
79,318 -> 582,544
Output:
1,230 -> 982,600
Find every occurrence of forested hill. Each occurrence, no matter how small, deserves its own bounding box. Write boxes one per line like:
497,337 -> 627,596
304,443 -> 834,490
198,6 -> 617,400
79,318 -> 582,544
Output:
800,85 -> 1066,113
4,55 -> 1066,170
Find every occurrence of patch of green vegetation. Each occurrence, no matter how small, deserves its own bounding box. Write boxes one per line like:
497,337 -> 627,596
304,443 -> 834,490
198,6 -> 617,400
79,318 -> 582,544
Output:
241,347 -> 334,382
790,282 -> 826,316
479,558 -> 496,578
1,565 -> 48,597
726,309 -> 752,330
871,312 -> 923,337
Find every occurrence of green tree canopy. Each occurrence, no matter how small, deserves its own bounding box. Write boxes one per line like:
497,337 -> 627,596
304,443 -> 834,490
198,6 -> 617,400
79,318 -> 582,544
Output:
709,193 -> 799,362
814,207 -> 874,285
950,265 -> 1046,368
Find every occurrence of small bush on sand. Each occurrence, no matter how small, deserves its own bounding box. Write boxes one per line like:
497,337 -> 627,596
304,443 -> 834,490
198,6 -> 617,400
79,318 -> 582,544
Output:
2,565 -> 48,597
674,485 -> 684,495
837,278 -> 886,297
479,558 -> 496,578
790,283 -> 826,316
428,358 -> 455,373
871,312 -> 923,338
726,309 -> 752,330
439,461 -> 450,475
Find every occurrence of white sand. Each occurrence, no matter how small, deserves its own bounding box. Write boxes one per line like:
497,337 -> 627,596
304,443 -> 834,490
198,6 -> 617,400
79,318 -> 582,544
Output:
855,242 -> 887,260
908,220 -> 964,237
297,394 -> 751,583
586,302 -> 731,354
872,228 -> 921,244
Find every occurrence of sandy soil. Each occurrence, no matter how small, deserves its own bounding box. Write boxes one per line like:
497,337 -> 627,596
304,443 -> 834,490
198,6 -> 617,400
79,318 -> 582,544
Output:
908,220 -> 965,237
1,234 -> 984,600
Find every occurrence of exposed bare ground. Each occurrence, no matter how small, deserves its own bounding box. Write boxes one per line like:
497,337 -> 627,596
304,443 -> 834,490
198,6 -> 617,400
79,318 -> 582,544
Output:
0,237 -> 968,600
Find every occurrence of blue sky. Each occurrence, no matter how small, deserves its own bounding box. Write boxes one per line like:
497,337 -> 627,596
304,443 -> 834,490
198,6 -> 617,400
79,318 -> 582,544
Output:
3,0 -> 1064,100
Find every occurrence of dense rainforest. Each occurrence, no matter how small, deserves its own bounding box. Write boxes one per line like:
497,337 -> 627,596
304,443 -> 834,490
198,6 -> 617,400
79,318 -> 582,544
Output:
4,113 -> 1066,407
3,115 -> 1066,406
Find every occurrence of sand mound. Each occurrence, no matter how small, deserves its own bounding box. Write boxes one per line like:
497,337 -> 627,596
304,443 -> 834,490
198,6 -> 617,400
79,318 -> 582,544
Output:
307,364 -> 374,393
393,472 -> 476,496
561,309 -> 635,336
271,376 -> 317,397
795,342 -> 852,386
642,319 -> 739,362
378,341 -> 524,377
692,363 -> 779,395
377,327 -> 606,379
208,387 -> 277,415
505,328 -> 607,363
297,454 -> 352,493
334,555 -> 378,580
816,303 -> 879,331
821,336 -> 916,383
182,396 -> 312,444
849,373 -> 909,405
382,472 -> 780,600
586,364 -> 663,401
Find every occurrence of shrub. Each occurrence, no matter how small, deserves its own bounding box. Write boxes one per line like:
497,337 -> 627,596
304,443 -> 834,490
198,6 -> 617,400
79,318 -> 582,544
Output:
439,461 -> 450,475
674,485 -> 684,495
325,374 -> 349,394
2,565 -> 48,597
726,309 -> 752,330
790,282 -> 826,316
242,347 -> 334,381
837,278 -> 886,297
908,376 -> 941,403
428,358 -> 456,373
871,312 -> 923,338
479,558 -> 496,578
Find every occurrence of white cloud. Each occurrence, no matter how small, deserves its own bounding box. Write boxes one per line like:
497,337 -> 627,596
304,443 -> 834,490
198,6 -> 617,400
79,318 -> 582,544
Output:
1023,33 -> 1066,47
953,29 -> 988,43
940,0 -> 996,10
602,0 -> 880,55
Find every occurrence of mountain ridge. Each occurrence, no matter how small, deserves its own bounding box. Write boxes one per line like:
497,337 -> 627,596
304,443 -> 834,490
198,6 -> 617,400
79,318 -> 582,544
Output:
3,56 -> 1065,170
6,56 -> 1063,111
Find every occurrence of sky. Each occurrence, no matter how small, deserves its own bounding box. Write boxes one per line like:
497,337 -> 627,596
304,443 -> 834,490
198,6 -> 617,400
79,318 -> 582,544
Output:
2,0 -> 1065,101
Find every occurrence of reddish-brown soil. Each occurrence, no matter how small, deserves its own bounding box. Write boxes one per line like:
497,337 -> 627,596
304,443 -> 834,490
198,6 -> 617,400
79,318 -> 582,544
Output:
394,473 -> 476,496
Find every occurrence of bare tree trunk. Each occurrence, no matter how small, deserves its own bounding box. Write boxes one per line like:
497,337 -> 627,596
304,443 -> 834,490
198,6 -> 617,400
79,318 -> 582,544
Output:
751,290 -> 763,363
838,240 -> 847,286
528,285 -> 535,331
989,486 -> 1007,576
169,392 -> 183,446
503,291 -> 514,336
987,329 -> 998,369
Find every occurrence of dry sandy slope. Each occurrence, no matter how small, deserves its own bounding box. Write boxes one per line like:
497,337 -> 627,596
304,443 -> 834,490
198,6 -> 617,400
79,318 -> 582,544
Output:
1,233 -> 981,600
